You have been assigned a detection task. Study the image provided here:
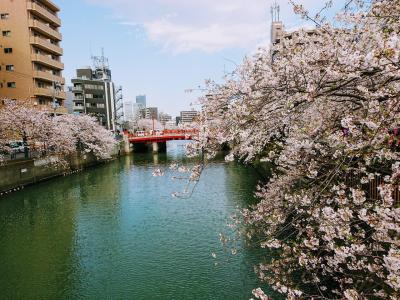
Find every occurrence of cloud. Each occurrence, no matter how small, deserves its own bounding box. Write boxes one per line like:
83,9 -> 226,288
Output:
144,20 -> 266,53
84,0 -> 343,53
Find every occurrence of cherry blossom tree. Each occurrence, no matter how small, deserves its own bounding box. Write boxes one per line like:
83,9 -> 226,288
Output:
0,100 -> 117,162
193,0 -> 400,298
0,100 -> 75,160
137,118 -> 163,131
55,114 -> 117,160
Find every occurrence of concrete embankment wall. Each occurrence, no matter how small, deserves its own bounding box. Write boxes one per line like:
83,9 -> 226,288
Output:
0,140 -> 130,195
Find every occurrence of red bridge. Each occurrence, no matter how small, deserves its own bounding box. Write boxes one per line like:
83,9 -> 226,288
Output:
126,129 -> 198,143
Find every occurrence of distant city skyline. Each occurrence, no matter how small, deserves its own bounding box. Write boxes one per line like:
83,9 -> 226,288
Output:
60,0 -> 348,116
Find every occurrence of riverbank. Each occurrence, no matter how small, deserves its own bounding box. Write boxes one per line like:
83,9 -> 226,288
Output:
0,141 -> 129,196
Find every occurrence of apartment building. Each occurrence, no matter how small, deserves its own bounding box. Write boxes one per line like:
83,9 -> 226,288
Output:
145,107 -> 158,120
71,67 -> 114,130
180,110 -> 199,124
0,0 -> 66,113
159,112 -> 172,126
271,21 -> 284,45
71,56 -> 124,132
124,101 -> 144,122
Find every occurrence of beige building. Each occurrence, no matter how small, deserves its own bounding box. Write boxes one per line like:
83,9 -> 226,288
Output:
271,21 -> 284,45
180,110 -> 199,124
0,0 -> 66,113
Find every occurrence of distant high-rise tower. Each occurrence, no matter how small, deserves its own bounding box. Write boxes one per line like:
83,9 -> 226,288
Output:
136,95 -> 146,107
270,1 -> 284,44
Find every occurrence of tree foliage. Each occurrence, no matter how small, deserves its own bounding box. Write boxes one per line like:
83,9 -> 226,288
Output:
0,100 -> 117,162
194,0 -> 400,298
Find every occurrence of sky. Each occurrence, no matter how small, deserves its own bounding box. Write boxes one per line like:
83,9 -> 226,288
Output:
59,0 -> 347,117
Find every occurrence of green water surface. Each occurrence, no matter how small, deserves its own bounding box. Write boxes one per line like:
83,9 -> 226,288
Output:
0,142 -> 266,300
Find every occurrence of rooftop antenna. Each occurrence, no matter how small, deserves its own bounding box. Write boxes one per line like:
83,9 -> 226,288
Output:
91,48 -> 109,69
89,41 -> 93,59
101,47 -> 106,67
91,47 -> 110,80
271,1 -> 280,22
271,5 -> 273,22
277,5 -> 281,21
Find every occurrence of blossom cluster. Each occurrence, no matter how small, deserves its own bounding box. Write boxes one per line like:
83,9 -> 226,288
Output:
195,0 -> 400,298
0,100 -> 117,162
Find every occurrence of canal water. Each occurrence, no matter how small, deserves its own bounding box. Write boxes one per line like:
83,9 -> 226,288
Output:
0,141 -> 265,300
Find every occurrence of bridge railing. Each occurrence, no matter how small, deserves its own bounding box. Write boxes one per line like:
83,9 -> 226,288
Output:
125,129 -> 198,139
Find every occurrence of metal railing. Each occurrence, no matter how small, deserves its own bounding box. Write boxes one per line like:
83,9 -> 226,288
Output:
27,1 -> 61,26
29,19 -> 62,41
31,53 -> 64,70
30,36 -> 63,55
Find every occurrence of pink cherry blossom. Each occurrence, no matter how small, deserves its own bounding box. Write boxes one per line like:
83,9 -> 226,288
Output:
193,0 -> 400,298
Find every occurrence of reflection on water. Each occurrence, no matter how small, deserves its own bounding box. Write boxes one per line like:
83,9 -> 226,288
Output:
0,141 -> 265,299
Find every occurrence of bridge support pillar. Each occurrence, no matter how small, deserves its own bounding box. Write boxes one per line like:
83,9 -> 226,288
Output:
151,142 -> 166,153
123,135 -> 133,154
152,142 -> 159,153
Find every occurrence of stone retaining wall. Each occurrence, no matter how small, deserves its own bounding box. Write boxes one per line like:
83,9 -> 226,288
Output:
0,141 -> 128,195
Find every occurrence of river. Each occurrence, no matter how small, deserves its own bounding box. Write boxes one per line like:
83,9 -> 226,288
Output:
0,141 -> 266,299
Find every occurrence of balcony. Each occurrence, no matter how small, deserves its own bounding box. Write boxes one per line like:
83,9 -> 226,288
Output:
36,105 -> 68,115
40,0 -> 60,12
30,36 -> 63,56
34,87 -> 66,100
27,2 -> 61,27
31,54 -> 64,70
73,105 -> 85,111
72,86 -> 83,92
33,70 -> 65,84
29,20 -> 62,41
55,106 -> 68,114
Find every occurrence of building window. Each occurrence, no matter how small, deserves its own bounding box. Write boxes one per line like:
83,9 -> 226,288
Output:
85,94 -> 93,99
37,82 -> 46,88
2,30 -> 11,37
85,84 -> 104,90
6,65 -> 14,71
4,48 -> 12,54
97,103 -> 105,108
7,82 -> 16,88
0,13 -> 10,20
